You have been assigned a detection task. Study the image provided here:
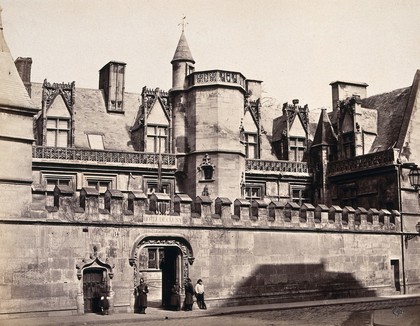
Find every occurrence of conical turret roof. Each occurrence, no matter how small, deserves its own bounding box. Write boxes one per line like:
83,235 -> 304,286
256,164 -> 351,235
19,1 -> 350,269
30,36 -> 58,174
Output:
312,109 -> 337,147
171,31 -> 195,64
0,6 -> 37,111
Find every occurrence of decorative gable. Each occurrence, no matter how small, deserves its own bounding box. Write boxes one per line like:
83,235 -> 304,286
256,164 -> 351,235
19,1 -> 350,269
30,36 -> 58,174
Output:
148,99 -> 169,125
242,110 -> 258,132
289,115 -> 306,137
36,80 -> 75,147
341,112 -> 353,133
47,94 -> 71,117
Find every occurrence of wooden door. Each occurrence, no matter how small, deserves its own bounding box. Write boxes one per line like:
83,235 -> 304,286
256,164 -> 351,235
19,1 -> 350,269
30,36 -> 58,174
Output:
83,268 -> 106,313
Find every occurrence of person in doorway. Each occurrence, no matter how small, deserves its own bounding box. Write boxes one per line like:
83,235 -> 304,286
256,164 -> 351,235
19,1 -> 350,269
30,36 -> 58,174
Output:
183,278 -> 194,311
100,291 -> 110,315
195,279 -> 206,309
135,278 -> 149,314
170,280 -> 181,311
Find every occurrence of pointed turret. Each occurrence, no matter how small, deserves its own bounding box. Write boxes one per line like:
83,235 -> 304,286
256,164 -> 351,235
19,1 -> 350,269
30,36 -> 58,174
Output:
0,6 -> 36,111
312,109 -> 337,148
0,6 -> 39,219
171,31 -> 195,64
170,31 -> 195,91
310,109 -> 337,206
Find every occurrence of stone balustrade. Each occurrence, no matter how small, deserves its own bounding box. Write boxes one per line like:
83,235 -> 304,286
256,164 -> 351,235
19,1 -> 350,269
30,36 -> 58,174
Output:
186,70 -> 246,90
328,148 -> 396,176
246,159 -> 309,174
46,186 -> 401,233
32,146 -> 176,167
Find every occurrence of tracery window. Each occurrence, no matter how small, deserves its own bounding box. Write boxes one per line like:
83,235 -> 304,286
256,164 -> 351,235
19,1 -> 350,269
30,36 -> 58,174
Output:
243,132 -> 258,159
289,137 -> 306,162
139,247 -> 165,270
46,117 -> 70,147
147,125 -> 168,153
342,132 -> 355,159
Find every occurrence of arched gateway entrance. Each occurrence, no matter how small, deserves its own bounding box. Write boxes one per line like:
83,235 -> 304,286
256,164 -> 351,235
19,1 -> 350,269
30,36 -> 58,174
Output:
129,234 -> 195,309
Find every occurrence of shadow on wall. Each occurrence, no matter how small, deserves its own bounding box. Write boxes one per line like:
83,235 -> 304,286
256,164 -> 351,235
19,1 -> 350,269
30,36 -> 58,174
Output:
222,262 -> 377,307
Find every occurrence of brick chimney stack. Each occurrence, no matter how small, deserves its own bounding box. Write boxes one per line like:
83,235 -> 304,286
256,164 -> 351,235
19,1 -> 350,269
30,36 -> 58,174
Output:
14,57 -> 32,96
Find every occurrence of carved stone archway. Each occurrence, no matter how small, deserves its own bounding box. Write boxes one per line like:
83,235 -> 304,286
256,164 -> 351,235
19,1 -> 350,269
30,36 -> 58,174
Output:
75,255 -> 115,315
128,234 -> 195,310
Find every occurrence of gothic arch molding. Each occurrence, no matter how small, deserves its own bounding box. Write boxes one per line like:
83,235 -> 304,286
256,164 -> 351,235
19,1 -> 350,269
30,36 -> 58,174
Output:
129,233 -> 195,266
75,255 -> 115,314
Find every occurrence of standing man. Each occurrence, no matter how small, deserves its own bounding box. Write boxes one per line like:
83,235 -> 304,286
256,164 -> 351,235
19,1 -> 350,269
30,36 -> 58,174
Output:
195,279 -> 206,309
135,278 -> 149,314
184,278 -> 194,311
170,280 -> 181,311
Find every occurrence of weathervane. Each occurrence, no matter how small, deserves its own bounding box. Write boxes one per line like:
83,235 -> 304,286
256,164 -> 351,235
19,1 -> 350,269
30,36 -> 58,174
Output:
178,15 -> 188,32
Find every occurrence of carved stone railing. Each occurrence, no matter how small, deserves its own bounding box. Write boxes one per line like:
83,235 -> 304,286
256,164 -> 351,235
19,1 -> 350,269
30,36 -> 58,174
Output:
246,159 -> 309,173
328,149 -> 396,176
186,70 -> 246,90
32,146 -> 176,166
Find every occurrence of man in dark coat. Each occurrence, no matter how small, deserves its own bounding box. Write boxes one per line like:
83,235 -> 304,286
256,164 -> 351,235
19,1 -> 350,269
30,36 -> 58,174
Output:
135,278 -> 149,314
100,291 -> 110,315
183,278 -> 194,311
170,280 -> 181,311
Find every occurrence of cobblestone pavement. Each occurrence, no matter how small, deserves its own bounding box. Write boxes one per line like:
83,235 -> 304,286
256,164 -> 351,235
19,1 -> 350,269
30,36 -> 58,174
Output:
2,296 -> 420,326
81,303 -> 420,326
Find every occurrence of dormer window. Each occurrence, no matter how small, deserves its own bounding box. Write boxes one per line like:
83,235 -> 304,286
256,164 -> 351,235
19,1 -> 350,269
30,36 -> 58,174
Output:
38,80 -> 75,147
243,132 -> 258,159
289,137 -> 306,162
147,125 -> 168,153
46,117 -> 70,147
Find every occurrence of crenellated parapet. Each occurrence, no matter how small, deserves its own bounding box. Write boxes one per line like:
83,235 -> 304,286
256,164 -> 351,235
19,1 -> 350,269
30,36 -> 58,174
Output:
43,186 -> 401,233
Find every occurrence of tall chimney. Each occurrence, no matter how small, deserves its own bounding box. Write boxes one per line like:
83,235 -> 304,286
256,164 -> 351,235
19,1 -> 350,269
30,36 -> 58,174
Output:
14,57 -> 32,96
99,61 -> 126,113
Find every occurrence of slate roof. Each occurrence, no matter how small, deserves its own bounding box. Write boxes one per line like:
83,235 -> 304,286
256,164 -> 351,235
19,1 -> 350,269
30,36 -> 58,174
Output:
31,83 -> 142,151
361,86 -> 411,152
312,109 -> 337,147
171,31 -> 195,64
272,115 -> 287,143
0,9 -> 37,112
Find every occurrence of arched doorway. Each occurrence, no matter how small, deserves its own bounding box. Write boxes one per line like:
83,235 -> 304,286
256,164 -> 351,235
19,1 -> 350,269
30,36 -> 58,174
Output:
83,268 -> 108,313
129,234 -> 195,310
75,256 -> 114,315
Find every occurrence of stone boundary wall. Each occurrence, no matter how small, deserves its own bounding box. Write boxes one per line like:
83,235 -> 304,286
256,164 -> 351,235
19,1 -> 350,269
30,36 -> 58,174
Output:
33,185 -> 401,233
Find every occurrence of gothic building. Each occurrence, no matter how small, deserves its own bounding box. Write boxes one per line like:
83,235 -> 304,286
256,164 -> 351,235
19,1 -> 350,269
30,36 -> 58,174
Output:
1,8 -> 420,319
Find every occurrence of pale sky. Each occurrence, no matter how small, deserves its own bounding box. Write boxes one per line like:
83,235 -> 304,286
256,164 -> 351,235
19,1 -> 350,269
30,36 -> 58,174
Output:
2,0 -> 420,111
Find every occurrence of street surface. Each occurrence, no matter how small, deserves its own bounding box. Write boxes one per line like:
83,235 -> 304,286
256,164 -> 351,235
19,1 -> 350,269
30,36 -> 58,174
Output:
89,304 -> 420,326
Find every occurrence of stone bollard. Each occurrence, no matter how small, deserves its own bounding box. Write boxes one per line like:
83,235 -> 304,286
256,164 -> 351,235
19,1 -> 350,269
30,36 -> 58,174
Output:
343,206 -> 356,229
127,191 -> 147,222
174,194 -> 193,215
368,208 -> 380,230
300,203 -> 315,226
285,202 -> 300,225
329,205 -> 343,228
268,201 -> 284,223
194,196 -> 212,219
53,185 -> 74,219
80,187 -> 100,220
149,193 -> 171,215
251,200 -> 268,221
355,207 -> 368,230
215,197 -> 232,220
234,199 -> 251,222
105,189 -> 124,221
379,209 -> 391,230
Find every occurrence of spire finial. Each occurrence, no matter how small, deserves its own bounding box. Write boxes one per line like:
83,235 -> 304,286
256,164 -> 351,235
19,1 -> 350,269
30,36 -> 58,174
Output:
178,15 -> 188,32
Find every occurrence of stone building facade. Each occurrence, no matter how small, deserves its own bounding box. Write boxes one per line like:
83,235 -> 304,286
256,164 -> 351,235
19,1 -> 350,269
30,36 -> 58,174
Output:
1,9 -> 420,319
